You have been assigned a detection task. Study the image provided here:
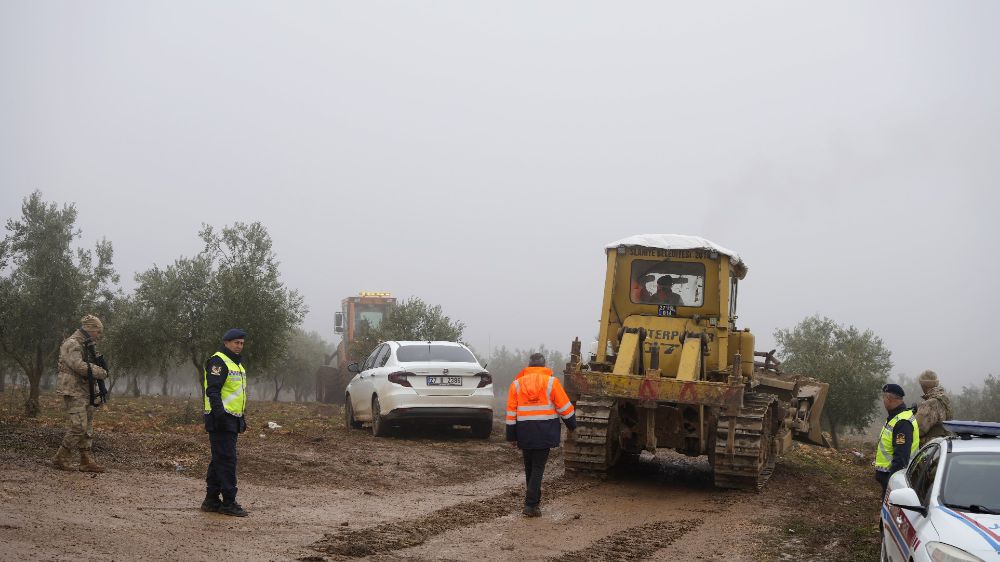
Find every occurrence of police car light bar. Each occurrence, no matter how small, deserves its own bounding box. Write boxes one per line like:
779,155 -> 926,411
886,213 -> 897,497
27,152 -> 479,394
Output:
942,420 -> 1000,438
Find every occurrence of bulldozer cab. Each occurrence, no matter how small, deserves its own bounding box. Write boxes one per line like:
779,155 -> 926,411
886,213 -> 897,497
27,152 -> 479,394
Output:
595,235 -> 750,380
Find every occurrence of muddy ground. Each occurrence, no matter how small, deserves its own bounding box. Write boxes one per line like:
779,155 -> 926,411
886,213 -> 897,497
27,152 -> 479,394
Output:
0,394 -> 881,561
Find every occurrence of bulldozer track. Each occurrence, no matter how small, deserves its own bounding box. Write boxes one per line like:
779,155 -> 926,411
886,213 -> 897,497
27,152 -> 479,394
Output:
564,396 -> 619,474
713,392 -> 780,491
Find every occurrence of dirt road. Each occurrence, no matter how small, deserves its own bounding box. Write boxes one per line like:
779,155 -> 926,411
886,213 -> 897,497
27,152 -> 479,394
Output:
0,395 -> 880,561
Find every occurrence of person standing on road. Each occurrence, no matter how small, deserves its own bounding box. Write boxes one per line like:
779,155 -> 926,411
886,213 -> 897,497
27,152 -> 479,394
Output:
201,329 -> 249,517
52,314 -> 109,473
505,353 -> 577,517
874,383 -> 920,498
914,370 -> 953,440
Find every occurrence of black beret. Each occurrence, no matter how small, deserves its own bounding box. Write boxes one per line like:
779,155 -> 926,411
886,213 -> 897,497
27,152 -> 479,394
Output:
882,383 -> 905,397
223,328 -> 247,341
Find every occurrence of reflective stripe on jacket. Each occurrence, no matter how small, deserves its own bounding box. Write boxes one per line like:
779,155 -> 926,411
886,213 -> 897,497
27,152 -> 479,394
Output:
203,352 -> 247,416
875,409 -> 919,470
505,367 -> 577,449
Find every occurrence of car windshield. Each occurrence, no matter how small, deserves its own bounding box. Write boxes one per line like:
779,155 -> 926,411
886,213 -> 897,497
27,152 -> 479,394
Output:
630,259 -> 705,307
941,452 -> 1000,512
397,345 -> 477,363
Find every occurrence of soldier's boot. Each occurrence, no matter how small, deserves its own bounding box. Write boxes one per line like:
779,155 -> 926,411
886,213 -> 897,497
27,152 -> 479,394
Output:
51,446 -> 75,471
219,500 -> 248,517
78,450 -> 106,473
201,494 -> 222,512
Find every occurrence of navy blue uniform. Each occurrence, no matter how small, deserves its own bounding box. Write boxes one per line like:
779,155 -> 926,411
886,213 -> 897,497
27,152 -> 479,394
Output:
204,347 -> 246,503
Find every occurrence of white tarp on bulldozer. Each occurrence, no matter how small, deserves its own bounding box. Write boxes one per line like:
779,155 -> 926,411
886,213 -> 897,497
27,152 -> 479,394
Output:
605,234 -> 746,273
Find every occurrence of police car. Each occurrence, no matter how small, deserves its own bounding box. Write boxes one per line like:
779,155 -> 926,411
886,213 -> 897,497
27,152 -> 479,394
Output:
882,420 -> 1000,562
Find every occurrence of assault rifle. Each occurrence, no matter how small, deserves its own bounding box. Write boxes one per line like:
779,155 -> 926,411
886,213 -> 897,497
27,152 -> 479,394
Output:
81,331 -> 109,407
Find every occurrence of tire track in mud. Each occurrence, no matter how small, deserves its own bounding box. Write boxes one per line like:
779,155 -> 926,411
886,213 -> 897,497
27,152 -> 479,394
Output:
309,477 -> 593,558
551,519 -> 702,562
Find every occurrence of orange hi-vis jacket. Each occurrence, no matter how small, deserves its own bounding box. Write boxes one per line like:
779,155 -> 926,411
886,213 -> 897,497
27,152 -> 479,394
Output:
505,367 -> 577,449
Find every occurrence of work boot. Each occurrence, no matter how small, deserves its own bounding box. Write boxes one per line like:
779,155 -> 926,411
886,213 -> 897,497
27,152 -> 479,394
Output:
78,450 -> 106,473
51,446 -> 75,471
219,501 -> 248,517
522,505 -> 541,517
201,494 -> 222,513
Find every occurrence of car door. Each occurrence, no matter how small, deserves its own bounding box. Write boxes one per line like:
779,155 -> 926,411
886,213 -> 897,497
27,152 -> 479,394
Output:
352,345 -> 384,418
886,445 -> 941,561
365,344 -> 393,402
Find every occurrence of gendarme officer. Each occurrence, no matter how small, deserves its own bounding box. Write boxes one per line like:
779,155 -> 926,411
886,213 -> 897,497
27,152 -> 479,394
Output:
201,328 -> 249,517
874,383 -> 920,497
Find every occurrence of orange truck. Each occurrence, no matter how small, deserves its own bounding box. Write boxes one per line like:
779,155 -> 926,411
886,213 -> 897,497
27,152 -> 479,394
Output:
315,292 -> 396,404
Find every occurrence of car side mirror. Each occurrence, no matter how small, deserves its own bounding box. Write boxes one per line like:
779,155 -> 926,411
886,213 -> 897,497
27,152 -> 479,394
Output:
888,487 -> 927,516
347,362 -> 360,374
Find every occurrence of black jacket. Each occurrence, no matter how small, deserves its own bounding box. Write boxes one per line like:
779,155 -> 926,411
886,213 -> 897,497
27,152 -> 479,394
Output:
203,346 -> 247,434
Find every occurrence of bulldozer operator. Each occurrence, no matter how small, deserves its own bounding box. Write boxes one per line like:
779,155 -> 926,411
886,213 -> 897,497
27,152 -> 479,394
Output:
630,272 -> 688,306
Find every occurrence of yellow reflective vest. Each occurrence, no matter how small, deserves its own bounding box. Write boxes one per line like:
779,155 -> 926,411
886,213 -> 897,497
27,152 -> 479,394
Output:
875,408 -> 919,470
203,352 -> 247,416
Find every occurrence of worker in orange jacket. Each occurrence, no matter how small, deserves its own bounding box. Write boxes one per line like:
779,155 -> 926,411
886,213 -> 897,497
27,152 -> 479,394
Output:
505,353 -> 577,517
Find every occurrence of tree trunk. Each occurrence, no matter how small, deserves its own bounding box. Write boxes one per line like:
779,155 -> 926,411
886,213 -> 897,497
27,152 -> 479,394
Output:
24,345 -> 43,417
272,378 -> 282,402
130,372 -> 141,397
190,347 -> 207,387
824,409 -> 841,449
160,364 -> 169,396
0,369 -> 5,393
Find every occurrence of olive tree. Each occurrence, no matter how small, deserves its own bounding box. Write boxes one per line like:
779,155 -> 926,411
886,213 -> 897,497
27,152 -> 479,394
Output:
134,222 -> 306,383
775,314 -> 892,448
0,191 -> 118,416
101,294 -> 182,396
263,328 -> 331,401
952,374 -> 1000,422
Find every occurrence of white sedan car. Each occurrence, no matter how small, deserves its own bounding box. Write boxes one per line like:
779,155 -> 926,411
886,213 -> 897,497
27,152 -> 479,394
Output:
882,420 -> 1000,562
343,341 -> 494,438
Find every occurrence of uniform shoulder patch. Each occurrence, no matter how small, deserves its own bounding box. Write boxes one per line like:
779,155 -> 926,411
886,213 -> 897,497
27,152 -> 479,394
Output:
211,365 -> 222,375
895,433 -> 907,445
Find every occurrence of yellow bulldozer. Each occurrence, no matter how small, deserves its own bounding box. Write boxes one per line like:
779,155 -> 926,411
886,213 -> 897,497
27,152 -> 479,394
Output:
563,234 -> 829,490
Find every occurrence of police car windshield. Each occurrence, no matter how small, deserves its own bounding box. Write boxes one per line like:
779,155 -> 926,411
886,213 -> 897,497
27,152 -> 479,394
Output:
397,345 -> 477,363
941,452 -> 1000,513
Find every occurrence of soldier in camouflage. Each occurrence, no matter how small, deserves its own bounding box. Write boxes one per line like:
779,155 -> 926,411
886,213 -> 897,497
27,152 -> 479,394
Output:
51,314 -> 109,472
914,370 -> 953,440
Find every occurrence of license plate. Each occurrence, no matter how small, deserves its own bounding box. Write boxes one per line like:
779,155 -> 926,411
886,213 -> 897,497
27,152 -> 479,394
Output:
426,376 -> 462,386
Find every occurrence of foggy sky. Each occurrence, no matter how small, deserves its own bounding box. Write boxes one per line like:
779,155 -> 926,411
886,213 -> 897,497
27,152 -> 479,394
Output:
2,2 -> 998,388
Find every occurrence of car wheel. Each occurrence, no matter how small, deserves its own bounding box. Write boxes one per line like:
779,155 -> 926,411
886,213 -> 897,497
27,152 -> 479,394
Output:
471,420 -> 492,439
344,395 -> 362,430
371,396 -> 391,437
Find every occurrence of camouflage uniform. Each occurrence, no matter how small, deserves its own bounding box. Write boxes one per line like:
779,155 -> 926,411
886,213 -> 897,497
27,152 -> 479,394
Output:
915,386 -> 953,440
52,315 -> 108,472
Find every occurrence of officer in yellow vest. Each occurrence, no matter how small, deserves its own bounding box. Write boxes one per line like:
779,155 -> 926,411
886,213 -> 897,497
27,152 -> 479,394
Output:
874,383 -> 919,497
201,329 -> 249,517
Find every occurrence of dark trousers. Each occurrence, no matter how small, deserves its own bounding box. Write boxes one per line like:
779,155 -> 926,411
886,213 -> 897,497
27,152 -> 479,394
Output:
522,448 -> 550,507
875,470 -> 891,498
207,431 -> 238,502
